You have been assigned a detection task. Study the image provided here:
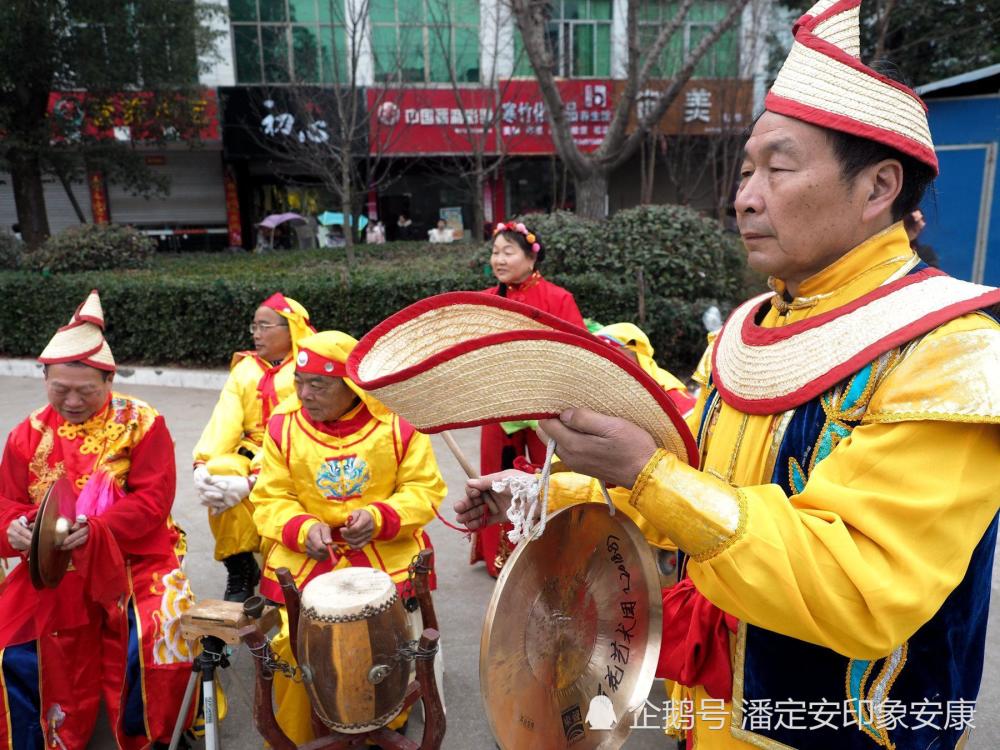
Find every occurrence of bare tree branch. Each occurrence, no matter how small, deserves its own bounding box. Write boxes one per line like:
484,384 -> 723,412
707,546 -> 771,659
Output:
873,0 -> 899,61
508,0 -> 753,217
608,0 -> 751,171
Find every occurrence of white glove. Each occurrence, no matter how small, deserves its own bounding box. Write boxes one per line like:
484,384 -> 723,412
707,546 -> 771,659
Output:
206,475 -> 252,509
193,466 -> 226,511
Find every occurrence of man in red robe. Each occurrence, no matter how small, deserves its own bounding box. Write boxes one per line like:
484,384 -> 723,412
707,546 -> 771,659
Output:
0,291 -> 195,750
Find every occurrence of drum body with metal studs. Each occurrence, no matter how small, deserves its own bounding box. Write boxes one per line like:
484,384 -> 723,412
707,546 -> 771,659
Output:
297,567 -> 411,733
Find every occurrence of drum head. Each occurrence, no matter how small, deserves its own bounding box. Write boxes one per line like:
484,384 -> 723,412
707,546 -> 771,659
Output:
481,504 -> 662,749
300,567 -> 396,619
29,477 -> 77,590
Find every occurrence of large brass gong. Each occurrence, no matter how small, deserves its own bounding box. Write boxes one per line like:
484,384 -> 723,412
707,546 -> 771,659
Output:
481,504 -> 662,749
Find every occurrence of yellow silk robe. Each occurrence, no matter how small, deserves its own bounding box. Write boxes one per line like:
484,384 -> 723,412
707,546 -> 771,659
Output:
193,352 -> 295,559
553,224 -> 1000,748
251,396 -> 446,746
193,352 -> 296,463
251,397 -> 446,598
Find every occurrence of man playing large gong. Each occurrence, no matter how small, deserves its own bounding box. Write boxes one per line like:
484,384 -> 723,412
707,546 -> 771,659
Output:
458,1 -> 1000,747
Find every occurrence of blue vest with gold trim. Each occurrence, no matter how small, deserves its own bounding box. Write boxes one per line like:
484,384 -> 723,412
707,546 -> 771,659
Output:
697,287 -> 998,749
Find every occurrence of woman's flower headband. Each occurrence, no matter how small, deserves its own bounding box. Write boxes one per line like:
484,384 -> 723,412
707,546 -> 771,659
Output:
493,221 -> 541,253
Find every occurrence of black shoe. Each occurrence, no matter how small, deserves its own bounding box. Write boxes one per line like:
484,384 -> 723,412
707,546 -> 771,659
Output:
223,552 -> 260,603
152,734 -> 191,750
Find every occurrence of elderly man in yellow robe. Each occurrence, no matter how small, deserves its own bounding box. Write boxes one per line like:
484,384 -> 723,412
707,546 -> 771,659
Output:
192,292 -> 314,602
252,330 -> 446,745
458,2 -> 1000,748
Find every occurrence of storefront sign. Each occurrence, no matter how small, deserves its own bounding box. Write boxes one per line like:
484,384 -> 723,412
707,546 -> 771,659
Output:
439,206 -> 465,239
368,87 -> 498,155
498,80 -> 613,154
221,87 -> 362,159
618,79 -> 754,136
48,90 -> 219,143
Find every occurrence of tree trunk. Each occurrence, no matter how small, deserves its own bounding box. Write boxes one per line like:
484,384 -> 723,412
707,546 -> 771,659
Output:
340,163 -> 356,266
9,147 -> 50,247
472,168 -> 485,242
575,170 -> 609,220
640,132 -> 657,205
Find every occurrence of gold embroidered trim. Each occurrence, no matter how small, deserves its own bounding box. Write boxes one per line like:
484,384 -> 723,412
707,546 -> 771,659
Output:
690,489 -> 748,563
864,411 -> 1000,424
762,410 -> 795,484
28,426 -> 63,504
628,449 -> 668,509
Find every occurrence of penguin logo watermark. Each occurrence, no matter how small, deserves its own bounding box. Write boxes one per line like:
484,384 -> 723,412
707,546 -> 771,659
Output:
586,694 -> 618,730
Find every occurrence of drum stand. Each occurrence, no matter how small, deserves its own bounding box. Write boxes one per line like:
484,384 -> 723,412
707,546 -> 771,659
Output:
171,598 -> 283,750
167,635 -> 229,750
240,549 -> 446,750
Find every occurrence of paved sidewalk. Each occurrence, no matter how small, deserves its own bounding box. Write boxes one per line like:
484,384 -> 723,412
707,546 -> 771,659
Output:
1,375 -> 997,749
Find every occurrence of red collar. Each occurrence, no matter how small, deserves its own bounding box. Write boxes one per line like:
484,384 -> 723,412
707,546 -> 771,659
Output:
507,271 -> 542,293
254,353 -> 291,372
300,400 -> 371,437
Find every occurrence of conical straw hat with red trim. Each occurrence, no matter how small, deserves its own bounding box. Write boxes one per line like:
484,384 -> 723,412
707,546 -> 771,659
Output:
765,0 -> 937,173
38,289 -> 116,372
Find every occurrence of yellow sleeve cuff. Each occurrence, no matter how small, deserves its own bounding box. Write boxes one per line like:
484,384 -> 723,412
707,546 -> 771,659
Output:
628,449 -> 746,561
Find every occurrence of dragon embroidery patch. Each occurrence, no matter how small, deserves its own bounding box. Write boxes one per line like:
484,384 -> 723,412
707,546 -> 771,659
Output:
316,455 -> 370,501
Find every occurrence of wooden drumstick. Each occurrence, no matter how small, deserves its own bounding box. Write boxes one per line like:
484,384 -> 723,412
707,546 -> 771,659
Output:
440,431 -> 500,517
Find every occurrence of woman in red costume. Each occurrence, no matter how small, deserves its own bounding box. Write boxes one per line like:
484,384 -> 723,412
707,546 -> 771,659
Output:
471,220 -> 585,577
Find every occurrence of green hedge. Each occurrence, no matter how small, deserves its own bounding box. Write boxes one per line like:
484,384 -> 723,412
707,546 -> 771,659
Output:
23,224 -> 155,272
0,208 -> 749,374
0,234 -> 20,270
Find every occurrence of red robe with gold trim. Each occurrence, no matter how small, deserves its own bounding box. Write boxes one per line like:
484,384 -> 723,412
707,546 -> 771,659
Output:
0,395 -> 195,750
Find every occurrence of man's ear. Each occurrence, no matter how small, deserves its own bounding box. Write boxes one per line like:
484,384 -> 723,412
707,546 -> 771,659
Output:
861,158 -> 903,223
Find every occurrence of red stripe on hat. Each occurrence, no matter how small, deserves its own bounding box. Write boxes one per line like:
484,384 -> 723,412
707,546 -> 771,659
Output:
261,292 -> 292,314
764,94 -> 939,174
295,347 -> 347,377
347,291 -> 699,468
795,32 -> 930,111
78,356 -> 116,373
38,341 -> 105,365
798,0 -> 863,33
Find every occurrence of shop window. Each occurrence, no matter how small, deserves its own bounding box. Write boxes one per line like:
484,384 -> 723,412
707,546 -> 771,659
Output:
638,1 -> 739,78
230,0 -> 349,84
513,0 -> 612,78
233,25 -> 263,82
371,0 -> 480,83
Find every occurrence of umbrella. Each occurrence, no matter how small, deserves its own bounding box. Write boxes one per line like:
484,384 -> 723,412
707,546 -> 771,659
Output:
317,211 -> 368,230
257,212 -> 307,229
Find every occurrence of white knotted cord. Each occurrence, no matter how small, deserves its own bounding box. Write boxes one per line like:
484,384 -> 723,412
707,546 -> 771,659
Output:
495,437 -> 557,545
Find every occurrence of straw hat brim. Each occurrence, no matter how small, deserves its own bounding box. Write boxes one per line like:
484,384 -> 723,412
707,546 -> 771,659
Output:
348,292 -> 698,467
39,325 -> 104,364
711,270 -> 1000,414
